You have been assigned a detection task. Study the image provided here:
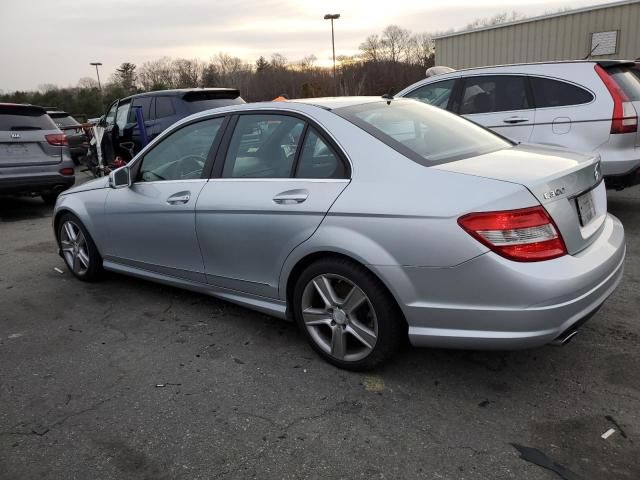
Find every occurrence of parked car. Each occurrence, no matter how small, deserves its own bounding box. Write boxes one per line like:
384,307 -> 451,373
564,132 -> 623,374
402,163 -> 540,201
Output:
46,110 -> 89,165
97,88 -> 245,166
53,97 -> 625,370
397,60 -> 640,190
0,103 -> 74,204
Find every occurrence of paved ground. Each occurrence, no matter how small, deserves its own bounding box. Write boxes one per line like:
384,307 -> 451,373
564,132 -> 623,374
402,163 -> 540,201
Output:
0,172 -> 639,480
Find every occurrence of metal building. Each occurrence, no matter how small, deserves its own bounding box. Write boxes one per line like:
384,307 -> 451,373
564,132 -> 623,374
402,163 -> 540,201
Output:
435,0 -> 640,68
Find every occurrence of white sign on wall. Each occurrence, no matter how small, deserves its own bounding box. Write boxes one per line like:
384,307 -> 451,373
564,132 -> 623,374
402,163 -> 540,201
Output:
590,31 -> 618,56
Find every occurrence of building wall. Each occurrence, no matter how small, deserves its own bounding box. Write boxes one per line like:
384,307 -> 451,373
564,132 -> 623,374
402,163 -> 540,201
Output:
435,1 -> 640,68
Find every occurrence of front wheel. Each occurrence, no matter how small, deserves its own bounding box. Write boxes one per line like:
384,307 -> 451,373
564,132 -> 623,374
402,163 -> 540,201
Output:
57,214 -> 103,281
292,257 -> 406,370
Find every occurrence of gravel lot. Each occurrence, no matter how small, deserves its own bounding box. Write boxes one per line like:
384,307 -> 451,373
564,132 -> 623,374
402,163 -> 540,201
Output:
1,172 -> 639,480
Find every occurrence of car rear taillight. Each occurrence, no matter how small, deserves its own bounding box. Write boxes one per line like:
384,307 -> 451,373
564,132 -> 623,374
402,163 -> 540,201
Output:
45,133 -> 68,146
458,206 -> 567,262
595,64 -> 638,134
59,167 -> 74,176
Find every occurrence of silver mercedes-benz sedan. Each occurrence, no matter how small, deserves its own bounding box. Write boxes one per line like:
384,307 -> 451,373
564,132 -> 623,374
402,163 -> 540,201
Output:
53,97 -> 626,370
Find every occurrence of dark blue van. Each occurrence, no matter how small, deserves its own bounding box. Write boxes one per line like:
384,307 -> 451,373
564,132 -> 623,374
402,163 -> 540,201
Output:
99,88 -> 244,164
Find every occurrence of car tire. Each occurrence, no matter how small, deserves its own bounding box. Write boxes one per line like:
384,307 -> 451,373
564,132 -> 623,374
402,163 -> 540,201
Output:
292,257 -> 406,371
57,213 -> 103,281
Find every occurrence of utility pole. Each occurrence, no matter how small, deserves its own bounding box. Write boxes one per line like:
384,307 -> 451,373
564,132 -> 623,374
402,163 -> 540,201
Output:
90,62 -> 103,92
324,14 -> 340,95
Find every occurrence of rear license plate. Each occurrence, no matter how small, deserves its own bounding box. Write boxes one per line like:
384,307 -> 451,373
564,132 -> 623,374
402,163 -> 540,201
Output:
576,191 -> 596,226
1,143 -> 28,155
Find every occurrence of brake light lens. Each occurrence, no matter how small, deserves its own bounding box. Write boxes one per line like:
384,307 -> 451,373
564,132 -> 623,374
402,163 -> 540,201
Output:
59,167 -> 74,176
45,133 -> 68,146
458,206 -> 567,262
595,64 -> 638,134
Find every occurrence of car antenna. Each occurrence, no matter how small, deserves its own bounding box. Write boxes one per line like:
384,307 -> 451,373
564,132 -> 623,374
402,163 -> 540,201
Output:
381,88 -> 395,105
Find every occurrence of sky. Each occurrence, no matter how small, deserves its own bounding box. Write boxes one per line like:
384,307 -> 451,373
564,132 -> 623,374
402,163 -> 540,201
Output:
0,0 -> 620,92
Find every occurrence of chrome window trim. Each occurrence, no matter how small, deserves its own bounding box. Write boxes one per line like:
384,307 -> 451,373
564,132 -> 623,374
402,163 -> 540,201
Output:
207,178 -> 350,183
132,178 -> 208,186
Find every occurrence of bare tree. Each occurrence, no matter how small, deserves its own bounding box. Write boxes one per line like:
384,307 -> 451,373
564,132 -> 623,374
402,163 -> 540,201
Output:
359,35 -> 382,63
138,57 -> 175,90
381,25 -> 411,63
173,58 -> 202,88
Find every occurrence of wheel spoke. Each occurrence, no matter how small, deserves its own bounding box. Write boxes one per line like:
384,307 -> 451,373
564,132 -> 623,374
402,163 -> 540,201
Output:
302,307 -> 332,326
341,286 -> 367,314
313,276 -> 339,308
75,230 -> 85,248
72,252 -> 80,273
60,240 -> 74,253
63,222 -> 76,241
77,250 -> 90,269
330,325 -> 347,359
347,320 -> 377,350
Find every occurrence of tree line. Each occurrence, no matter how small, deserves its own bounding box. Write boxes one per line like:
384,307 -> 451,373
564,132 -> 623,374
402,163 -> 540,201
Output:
0,24 -> 434,120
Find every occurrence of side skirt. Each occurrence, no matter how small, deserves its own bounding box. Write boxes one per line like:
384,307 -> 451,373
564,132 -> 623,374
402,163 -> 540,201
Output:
102,260 -> 288,320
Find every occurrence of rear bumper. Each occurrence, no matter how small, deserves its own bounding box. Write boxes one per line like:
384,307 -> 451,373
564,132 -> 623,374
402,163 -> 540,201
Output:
0,173 -> 75,195
604,165 -> 640,189
374,214 -> 626,350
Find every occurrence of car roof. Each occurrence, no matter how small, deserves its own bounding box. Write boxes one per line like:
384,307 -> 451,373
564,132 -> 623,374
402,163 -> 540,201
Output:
122,87 -> 240,101
0,103 -> 47,114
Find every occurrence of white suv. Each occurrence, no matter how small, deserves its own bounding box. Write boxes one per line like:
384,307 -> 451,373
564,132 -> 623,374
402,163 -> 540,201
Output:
397,61 -> 640,189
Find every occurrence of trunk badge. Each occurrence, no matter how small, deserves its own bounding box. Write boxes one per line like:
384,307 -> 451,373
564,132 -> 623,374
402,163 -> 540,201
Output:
543,187 -> 566,200
10,133 -> 21,139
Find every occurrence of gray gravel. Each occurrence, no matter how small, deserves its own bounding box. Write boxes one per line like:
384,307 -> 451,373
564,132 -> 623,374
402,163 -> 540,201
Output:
1,173 -> 638,479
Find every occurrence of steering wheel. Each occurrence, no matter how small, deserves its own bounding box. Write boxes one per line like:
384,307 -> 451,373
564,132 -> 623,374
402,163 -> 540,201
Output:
176,154 -> 205,179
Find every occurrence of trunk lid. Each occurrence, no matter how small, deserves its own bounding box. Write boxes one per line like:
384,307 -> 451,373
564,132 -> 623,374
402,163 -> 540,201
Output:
434,144 -> 606,254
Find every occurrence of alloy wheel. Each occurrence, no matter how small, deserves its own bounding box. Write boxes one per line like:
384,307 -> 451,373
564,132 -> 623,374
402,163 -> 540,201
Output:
301,274 -> 378,362
60,220 -> 90,276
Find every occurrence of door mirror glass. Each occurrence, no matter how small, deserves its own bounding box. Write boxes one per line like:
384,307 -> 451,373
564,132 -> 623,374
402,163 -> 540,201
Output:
109,166 -> 131,189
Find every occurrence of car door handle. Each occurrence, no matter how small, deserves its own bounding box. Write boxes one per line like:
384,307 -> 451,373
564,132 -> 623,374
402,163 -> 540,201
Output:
273,189 -> 309,205
503,116 -> 529,124
166,191 -> 191,205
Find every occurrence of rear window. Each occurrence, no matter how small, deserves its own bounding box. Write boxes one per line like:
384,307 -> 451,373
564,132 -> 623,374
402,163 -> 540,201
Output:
530,77 -> 594,108
0,106 -> 57,131
48,113 -> 80,128
608,67 -> 640,101
334,100 -> 511,165
183,90 -> 245,113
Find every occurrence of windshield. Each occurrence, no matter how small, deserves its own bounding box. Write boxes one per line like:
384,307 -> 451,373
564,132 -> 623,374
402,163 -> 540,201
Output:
334,99 -> 511,165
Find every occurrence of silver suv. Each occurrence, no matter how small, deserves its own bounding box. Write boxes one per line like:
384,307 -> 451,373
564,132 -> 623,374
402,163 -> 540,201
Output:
0,104 -> 75,204
397,60 -> 640,189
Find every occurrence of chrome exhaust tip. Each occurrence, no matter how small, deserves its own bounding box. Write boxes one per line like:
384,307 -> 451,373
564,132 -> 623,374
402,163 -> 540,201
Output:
551,329 -> 579,347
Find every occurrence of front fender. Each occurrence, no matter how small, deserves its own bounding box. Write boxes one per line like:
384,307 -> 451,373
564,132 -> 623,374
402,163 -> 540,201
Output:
53,189 -> 108,255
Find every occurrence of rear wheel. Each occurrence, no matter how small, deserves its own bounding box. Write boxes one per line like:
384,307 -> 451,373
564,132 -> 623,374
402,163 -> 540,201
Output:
57,214 -> 103,281
293,257 -> 406,370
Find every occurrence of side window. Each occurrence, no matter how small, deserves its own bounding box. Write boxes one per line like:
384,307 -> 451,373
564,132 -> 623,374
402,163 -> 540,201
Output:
104,102 -> 118,126
530,77 -> 594,108
115,101 -> 131,131
295,128 -> 345,179
404,79 -> 456,110
155,97 -> 175,118
128,97 -> 153,122
137,117 -> 224,182
222,115 -> 304,178
460,76 -> 530,115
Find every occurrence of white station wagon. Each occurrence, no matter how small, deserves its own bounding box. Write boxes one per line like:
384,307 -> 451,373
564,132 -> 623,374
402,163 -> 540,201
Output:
397,60 -> 640,189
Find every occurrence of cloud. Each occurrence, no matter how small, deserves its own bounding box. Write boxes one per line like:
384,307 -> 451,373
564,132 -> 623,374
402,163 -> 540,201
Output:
0,0 -> 619,91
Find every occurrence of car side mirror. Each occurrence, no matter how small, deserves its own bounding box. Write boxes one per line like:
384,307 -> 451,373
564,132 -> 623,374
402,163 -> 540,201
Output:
109,166 -> 131,189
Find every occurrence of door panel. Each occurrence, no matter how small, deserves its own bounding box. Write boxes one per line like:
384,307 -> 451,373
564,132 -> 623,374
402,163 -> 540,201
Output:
459,75 -> 535,144
195,179 -> 349,297
103,116 -> 226,280
105,181 -> 208,281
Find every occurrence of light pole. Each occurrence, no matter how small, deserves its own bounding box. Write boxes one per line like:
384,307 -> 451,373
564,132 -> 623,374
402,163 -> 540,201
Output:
90,62 -> 103,92
324,13 -> 340,95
